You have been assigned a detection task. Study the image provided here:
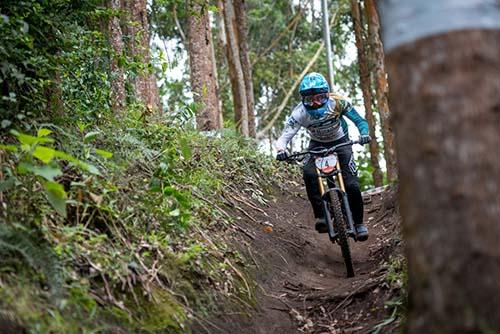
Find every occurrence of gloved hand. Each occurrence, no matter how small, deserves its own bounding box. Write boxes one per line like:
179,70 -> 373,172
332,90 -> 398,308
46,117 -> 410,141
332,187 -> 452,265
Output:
276,150 -> 289,161
359,135 -> 372,145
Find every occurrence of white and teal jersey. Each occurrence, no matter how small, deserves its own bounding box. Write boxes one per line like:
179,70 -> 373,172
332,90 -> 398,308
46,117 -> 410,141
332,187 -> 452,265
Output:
276,97 -> 369,151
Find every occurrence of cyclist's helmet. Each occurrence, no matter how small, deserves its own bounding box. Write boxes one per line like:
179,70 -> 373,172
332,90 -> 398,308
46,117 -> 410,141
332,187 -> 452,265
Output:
299,73 -> 330,113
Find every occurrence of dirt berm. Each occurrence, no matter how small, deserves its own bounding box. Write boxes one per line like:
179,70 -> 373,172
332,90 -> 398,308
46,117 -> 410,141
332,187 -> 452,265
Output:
193,181 -> 404,334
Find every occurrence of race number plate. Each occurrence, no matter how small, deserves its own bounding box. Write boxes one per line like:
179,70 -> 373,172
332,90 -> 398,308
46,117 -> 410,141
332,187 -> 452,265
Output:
315,154 -> 337,173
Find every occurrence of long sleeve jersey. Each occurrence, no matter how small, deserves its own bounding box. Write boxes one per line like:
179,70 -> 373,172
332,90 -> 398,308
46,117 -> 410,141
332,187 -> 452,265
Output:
276,97 -> 369,151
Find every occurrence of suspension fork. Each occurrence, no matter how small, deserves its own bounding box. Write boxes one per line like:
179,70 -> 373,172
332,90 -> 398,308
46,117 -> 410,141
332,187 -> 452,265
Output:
335,160 -> 356,236
319,160 -> 356,238
335,159 -> 346,192
316,167 -> 336,240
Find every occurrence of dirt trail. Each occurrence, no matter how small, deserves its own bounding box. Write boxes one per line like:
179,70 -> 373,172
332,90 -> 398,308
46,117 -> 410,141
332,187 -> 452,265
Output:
194,183 -> 401,334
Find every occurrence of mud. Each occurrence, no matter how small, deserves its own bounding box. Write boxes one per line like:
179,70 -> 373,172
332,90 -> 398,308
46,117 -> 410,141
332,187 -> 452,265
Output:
194,182 -> 402,334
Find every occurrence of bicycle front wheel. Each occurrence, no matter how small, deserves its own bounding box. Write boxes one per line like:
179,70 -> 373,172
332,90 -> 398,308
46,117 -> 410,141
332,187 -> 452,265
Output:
330,192 -> 354,277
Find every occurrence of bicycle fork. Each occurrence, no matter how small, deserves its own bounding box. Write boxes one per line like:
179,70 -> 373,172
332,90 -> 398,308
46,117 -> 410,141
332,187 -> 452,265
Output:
317,160 -> 357,242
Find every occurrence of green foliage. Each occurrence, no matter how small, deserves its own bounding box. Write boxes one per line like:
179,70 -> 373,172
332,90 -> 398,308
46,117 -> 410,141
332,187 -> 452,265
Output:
0,0 -> 109,126
0,0 -> 375,332
373,255 -> 408,333
0,224 -> 63,298
356,146 -> 375,190
0,106 -> 280,331
2,128 -> 100,217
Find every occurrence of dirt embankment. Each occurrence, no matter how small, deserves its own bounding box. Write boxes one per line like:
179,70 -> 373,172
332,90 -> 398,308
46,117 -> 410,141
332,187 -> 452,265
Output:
194,183 -> 403,334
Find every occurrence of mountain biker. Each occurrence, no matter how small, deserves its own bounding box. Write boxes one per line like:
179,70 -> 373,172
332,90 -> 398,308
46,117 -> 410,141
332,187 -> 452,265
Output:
275,72 -> 370,241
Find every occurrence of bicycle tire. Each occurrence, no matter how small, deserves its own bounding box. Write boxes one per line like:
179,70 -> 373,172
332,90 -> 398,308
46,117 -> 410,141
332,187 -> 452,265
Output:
330,192 -> 355,277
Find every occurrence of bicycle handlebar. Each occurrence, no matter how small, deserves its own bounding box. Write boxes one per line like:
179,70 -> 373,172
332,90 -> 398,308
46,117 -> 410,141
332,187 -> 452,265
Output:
286,139 -> 360,161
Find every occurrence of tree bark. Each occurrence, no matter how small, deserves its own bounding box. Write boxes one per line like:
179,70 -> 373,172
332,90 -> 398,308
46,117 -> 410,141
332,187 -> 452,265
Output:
216,0 -> 228,127
125,0 -> 162,113
108,0 -> 126,114
222,0 -> 249,136
233,0 -> 255,137
385,29 -> 500,334
187,0 -> 221,131
365,0 -> 397,183
350,0 -> 383,187
209,24 -> 224,129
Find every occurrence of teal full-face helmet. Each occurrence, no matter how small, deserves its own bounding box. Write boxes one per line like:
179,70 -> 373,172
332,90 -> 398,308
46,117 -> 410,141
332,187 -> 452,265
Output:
299,73 -> 330,116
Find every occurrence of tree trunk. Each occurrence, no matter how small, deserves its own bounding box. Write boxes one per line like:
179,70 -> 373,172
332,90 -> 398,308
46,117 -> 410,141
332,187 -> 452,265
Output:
350,0 -> 383,187
187,0 -> 221,131
233,0 -> 255,137
108,0 -> 126,114
365,0 -> 396,183
209,27 -> 224,129
380,1 -> 500,331
216,0 -> 228,127
222,0 -> 249,137
125,0 -> 162,113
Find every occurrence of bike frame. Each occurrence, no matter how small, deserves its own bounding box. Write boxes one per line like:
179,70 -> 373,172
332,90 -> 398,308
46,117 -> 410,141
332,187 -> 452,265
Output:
286,140 -> 360,242
285,140 -> 362,277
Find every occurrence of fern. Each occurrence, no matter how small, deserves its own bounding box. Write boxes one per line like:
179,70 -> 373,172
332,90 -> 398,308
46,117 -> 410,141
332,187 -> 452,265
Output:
0,223 -> 63,299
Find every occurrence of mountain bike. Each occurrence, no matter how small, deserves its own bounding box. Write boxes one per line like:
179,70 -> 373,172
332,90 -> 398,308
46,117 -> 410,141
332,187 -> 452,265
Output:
286,140 -> 362,277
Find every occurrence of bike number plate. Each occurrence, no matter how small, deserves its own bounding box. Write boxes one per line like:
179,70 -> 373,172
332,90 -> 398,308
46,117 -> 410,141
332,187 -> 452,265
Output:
315,154 -> 337,173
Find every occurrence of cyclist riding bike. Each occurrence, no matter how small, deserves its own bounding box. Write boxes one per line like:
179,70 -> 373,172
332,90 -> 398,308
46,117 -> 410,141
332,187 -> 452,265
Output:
276,72 -> 370,241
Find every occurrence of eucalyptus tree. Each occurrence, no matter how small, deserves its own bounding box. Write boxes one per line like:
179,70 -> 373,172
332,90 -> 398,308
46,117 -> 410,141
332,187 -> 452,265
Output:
187,0 -> 221,130
124,0 -> 162,114
107,0 -> 126,114
379,1 -> 500,332
234,0 -> 256,137
364,0 -> 395,183
350,0 -> 383,187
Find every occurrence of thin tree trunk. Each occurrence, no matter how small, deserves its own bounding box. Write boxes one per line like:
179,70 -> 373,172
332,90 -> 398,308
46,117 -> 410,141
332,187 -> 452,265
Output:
187,0 -> 220,131
125,0 -> 162,114
288,18 -> 299,78
365,0 -> 396,183
216,0 -> 227,127
380,2 -> 500,332
234,0 -> 255,137
222,0 -> 249,136
350,0 -> 383,187
209,25 -> 223,129
46,58 -> 63,117
108,0 -> 126,114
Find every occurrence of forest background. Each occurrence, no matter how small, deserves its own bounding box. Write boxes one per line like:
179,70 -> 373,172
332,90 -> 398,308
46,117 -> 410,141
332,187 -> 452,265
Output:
3,0 -> 496,333
0,0 -> 394,331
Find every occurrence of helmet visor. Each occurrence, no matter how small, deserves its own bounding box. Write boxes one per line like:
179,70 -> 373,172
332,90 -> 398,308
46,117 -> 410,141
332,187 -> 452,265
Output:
302,92 -> 329,109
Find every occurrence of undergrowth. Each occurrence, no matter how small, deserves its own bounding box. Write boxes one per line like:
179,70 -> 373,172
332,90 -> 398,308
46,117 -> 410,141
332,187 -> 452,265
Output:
0,110 -> 281,333
373,254 -> 408,334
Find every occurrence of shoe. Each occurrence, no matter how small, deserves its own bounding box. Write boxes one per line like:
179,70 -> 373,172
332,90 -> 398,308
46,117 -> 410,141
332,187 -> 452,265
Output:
315,218 -> 328,233
355,224 -> 369,241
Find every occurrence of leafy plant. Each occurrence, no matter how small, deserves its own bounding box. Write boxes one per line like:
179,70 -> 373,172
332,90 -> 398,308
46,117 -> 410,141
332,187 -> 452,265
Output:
2,128 -> 100,217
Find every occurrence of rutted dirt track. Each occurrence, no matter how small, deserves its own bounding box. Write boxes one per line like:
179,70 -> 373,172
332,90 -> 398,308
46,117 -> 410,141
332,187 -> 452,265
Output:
194,183 -> 402,334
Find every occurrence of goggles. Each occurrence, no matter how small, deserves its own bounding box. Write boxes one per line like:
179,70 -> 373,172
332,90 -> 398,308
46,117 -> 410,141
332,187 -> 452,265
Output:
302,92 -> 329,108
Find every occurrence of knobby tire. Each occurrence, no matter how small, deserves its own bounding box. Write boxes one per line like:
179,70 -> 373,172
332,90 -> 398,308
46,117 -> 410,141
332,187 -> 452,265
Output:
330,193 -> 355,277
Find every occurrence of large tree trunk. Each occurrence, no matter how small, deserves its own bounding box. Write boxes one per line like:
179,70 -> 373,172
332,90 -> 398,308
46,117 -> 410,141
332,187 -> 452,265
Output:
365,0 -> 396,183
379,1 -> 500,332
187,0 -> 221,131
233,0 -> 255,137
350,0 -> 383,187
108,0 -> 126,114
125,0 -> 162,113
222,0 -> 249,137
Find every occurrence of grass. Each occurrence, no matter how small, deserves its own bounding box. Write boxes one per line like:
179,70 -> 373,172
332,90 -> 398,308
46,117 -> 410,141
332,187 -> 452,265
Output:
0,109 -> 283,332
